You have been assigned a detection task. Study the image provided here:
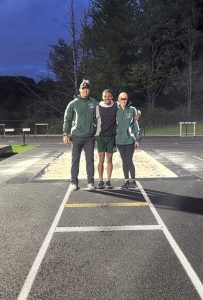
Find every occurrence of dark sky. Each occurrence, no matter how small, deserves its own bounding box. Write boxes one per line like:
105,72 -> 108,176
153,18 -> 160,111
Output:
0,0 -> 89,81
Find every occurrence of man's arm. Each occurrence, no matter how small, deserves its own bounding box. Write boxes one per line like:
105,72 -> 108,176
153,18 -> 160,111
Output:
63,102 -> 74,144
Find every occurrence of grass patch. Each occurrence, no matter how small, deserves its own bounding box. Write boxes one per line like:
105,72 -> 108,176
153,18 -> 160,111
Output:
145,122 -> 203,136
11,144 -> 36,154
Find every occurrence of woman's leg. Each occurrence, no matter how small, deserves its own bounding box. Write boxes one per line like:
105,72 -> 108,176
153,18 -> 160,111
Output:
125,143 -> 135,179
117,144 -> 129,179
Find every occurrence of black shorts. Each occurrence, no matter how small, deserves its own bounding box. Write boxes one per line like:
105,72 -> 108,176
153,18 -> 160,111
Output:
96,136 -> 116,153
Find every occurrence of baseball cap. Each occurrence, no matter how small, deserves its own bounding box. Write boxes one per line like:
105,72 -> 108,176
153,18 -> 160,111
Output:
80,80 -> 90,89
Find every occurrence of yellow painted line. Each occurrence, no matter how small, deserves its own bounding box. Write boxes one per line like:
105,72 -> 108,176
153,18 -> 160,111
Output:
64,202 -> 149,208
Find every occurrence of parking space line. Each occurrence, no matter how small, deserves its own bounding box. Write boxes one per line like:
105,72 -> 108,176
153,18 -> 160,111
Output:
137,181 -> 203,299
64,202 -> 149,207
17,186 -> 72,300
55,225 -> 162,232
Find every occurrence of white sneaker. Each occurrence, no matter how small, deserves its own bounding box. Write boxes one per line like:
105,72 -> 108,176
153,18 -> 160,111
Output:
70,183 -> 78,191
87,183 -> 95,190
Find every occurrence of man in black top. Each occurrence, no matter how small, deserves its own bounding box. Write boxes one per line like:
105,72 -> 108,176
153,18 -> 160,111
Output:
95,89 -> 118,189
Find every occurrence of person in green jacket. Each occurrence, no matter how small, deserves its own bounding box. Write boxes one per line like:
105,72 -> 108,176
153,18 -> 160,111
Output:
116,92 -> 141,190
63,80 -> 98,191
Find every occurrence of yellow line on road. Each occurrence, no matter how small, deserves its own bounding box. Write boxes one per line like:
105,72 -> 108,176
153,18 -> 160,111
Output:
64,202 -> 149,208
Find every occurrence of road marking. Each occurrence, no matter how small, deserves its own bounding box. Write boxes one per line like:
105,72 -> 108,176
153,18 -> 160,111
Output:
193,155 -> 203,161
137,181 -> 203,299
17,186 -> 72,300
17,180 -> 203,300
55,225 -> 162,232
64,202 -> 149,207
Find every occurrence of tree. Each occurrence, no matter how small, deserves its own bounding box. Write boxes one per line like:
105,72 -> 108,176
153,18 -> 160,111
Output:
69,0 -> 78,95
127,63 -> 174,109
0,76 -> 36,121
82,0 -> 139,97
174,0 -> 203,114
126,0 -> 184,110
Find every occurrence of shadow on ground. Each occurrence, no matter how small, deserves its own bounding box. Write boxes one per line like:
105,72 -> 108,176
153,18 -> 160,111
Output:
86,188 -> 146,202
144,189 -> 203,215
86,188 -> 203,215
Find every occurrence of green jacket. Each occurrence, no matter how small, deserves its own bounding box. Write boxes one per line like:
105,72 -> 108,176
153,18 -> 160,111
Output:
116,103 -> 141,145
63,96 -> 98,137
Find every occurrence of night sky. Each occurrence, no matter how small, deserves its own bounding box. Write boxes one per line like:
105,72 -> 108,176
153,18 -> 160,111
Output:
0,0 -> 89,81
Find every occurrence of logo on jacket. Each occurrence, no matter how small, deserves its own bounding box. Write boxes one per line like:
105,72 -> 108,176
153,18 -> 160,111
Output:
126,113 -> 132,118
89,103 -> 95,109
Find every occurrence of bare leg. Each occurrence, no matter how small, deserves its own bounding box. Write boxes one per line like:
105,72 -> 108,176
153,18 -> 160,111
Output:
106,152 -> 113,181
98,152 -> 105,181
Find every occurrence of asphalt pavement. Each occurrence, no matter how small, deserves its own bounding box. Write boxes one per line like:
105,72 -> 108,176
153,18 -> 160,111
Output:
0,135 -> 203,300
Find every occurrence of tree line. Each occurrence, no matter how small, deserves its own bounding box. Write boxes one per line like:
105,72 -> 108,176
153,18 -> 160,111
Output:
0,0 -> 203,130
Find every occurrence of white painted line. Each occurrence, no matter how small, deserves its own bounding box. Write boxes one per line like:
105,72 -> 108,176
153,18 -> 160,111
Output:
137,181 -> 203,299
17,186 -> 72,300
193,156 -> 203,161
55,225 -> 162,232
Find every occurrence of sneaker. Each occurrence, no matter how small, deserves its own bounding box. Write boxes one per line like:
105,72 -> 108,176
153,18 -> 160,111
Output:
87,183 -> 95,190
97,181 -> 104,189
128,181 -> 138,190
121,181 -> 129,190
70,183 -> 78,191
105,181 -> 112,189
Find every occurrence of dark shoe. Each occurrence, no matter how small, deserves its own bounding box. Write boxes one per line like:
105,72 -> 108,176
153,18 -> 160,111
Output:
70,183 -> 78,191
128,181 -> 138,190
121,181 -> 129,190
97,181 -> 104,189
105,181 -> 112,189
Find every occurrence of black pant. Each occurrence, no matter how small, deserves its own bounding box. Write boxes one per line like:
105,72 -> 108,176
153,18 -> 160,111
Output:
71,136 -> 95,184
117,143 -> 135,179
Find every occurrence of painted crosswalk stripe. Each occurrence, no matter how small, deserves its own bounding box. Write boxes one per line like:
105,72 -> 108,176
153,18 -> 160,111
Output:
64,202 -> 149,207
55,225 -> 162,232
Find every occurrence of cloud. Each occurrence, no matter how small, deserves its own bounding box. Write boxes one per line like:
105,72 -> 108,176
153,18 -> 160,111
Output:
0,0 -> 89,80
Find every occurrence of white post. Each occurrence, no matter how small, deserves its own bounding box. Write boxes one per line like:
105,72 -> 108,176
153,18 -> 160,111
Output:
193,122 -> 196,136
179,122 -> 182,137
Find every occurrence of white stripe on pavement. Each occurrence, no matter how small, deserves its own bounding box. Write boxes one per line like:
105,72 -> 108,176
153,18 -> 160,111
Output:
55,225 -> 162,232
137,181 -> 203,300
17,186 -> 72,300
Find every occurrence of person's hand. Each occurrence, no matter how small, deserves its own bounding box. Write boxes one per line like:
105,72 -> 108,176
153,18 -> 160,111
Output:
135,141 -> 140,150
63,135 -> 71,145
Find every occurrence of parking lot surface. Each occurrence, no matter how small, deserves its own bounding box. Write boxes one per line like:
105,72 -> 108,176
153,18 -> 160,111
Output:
0,136 -> 203,300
